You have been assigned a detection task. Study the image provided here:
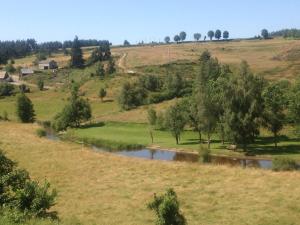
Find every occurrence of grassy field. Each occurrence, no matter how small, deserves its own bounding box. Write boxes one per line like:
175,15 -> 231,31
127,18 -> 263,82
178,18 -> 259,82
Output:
1,122 -> 300,225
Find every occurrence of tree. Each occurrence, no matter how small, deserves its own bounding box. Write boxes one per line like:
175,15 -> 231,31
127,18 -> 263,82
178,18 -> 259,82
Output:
107,58 -> 116,74
194,33 -> 201,41
124,40 -> 130,46
164,36 -> 171,44
147,188 -> 186,225
37,78 -> 44,91
174,35 -> 180,44
70,36 -> 84,68
262,83 -> 286,148
96,63 -> 105,79
215,29 -> 222,40
16,93 -> 35,123
207,30 -> 214,40
147,108 -> 157,143
118,81 -> 147,110
98,88 -> 107,102
53,84 -> 91,131
5,60 -> 16,73
0,83 -> 14,97
261,29 -> 269,39
179,31 -> 186,42
223,61 -> 265,151
223,30 -> 229,39
288,79 -> 300,135
165,102 -> 186,144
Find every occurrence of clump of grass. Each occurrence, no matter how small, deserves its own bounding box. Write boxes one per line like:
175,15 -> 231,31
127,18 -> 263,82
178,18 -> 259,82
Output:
272,157 -> 298,171
36,128 -> 47,138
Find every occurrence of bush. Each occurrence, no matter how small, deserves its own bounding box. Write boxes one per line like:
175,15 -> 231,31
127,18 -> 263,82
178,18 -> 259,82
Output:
16,93 -> 35,123
272,157 -> 298,171
0,83 -> 14,97
198,146 -> 211,163
36,128 -> 47,138
147,188 -> 186,225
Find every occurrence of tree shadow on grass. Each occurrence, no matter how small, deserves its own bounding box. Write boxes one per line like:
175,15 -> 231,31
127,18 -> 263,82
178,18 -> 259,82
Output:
79,122 -> 105,129
247,135 -> 300,156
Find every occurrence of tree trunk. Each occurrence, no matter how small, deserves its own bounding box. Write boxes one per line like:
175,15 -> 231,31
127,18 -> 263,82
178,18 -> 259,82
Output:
207,133 -> 211,149
176,135 -> 179,145
149,130 -> 154,144
198,130 -> 202,143
274,131 -> 277,148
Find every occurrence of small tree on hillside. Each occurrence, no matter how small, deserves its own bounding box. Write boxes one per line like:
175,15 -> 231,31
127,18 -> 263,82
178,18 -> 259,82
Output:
70,36 -> 84,68
124,40 -> 130,46
107,58 -> 116,74
223,31 -> 229,39
164,36 -> 171,44
179,31 -> 187,42
98,88 -> 107,102
174,35 -> 180,44
207,30 -> 214,41
16,93 -> 35,123
147,188 -> 186,225
261,29 -> 269,39
165,103 -> 186,144
37,78 -> 44,91
215,30 -> 222,40
96,63 -> 105,79
194,33 -> 201,42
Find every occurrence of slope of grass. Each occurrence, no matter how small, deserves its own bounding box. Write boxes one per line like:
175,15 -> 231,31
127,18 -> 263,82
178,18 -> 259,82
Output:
1,122 -> 300,225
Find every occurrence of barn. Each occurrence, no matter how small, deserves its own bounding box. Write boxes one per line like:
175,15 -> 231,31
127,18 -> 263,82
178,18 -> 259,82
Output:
38,60 -> 58,70
0,71 -> 9,82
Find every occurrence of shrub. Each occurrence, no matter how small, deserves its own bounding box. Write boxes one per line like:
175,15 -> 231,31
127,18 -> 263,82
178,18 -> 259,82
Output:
147,188 -> 186,225
198,146 -> 211,163
0,83 -> 14,97
16,93 -> 35,123
272,157 -> 298,171
36,128 -> 47,138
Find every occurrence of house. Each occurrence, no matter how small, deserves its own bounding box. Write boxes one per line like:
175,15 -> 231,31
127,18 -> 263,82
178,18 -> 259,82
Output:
20,68 -> 34,79
0,71 -> 10,82
38,60 -> 58,70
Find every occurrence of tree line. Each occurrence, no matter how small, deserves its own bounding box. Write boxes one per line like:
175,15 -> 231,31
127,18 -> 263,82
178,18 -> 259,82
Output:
270,28 -> 300,39
0,38 -> 111,65
163,30 -> 230,44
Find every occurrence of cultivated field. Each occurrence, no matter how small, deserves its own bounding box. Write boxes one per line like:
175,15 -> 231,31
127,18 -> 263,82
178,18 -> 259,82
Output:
1,122 -> 300,225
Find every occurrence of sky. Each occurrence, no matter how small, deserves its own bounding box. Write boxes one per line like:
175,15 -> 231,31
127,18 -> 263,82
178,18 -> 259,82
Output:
1,0 -> 299,45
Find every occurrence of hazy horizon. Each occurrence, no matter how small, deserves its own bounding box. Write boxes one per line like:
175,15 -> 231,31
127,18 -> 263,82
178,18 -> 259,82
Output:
2,0 -> 300,44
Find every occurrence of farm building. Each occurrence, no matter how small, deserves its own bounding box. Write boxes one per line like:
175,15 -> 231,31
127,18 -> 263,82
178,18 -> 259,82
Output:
20,68 -> 34,79
0,71 -> 10,82
38,60 -> 58,70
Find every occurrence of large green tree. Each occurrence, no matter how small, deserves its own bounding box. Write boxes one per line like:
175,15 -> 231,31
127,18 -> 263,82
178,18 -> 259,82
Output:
223,31 -> 229,39
174,35 -> 180,44
165,102 -> 186,144
70,36 -> 84,68
164,36 -> 171,44
223,61 -> 265,151
16,93 -> 35,123
261,29 -> 269,39
53,84 -> 91,131
262,82 -> 286,148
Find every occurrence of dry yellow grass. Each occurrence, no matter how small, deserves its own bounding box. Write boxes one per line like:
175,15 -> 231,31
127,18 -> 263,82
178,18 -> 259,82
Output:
1,122 -> 300,225
112,39 -> 300,80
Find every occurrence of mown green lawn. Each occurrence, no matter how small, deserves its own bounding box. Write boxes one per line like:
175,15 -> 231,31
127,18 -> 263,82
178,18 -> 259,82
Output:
69,121 -> 300,160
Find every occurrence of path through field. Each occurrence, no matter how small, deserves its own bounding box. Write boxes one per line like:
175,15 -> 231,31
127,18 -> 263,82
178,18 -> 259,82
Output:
117,52 -> 136,74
